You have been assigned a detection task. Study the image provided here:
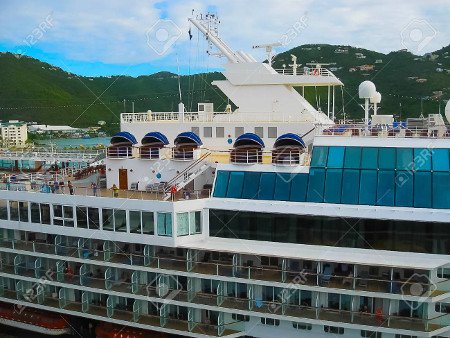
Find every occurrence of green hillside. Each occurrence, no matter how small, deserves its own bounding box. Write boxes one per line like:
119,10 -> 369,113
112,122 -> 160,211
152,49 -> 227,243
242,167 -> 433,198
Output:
0,43 -> 449,134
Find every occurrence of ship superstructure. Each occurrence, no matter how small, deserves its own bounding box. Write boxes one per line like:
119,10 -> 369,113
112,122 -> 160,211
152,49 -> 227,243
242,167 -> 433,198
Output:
0,12 -> 449,338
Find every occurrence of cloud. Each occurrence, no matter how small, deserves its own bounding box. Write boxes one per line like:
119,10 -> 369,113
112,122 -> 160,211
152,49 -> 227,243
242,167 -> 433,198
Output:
0,0 -> 448,75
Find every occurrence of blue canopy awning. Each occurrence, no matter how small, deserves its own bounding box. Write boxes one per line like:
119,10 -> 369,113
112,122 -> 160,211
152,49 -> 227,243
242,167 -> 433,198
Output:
234,133 -> 265,148
174,131 -> 203,146
141,132 -> 169,145
274,133 -> 305,148
110,131 -> 137,145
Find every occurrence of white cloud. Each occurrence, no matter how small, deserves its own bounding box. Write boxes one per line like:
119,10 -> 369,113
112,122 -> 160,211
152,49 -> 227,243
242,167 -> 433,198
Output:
0,0 -> 448,69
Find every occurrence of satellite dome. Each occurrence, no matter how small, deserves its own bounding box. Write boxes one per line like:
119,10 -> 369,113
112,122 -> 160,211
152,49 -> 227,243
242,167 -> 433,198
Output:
370,91 -> 382,104
445,100 -> 450,123
359,81 -> 377,99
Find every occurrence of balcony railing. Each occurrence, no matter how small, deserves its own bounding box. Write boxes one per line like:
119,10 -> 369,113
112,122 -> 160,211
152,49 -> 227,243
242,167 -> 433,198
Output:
271,150 -> 302,166
230,150 -> 263,164
172,149 -> 195,161
107,146 -> 133,159
139,147 -> 160,160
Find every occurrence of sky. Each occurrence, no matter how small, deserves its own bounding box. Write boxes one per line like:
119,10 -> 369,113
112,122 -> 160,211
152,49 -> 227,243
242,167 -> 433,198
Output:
0,0 -> 449,77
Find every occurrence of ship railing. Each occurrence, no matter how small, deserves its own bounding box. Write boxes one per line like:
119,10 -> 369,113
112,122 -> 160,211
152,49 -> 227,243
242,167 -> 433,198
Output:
0,148 -> 102,160
106,146 -> 133,159
318,124 -> 450,138
230,149 -> 263,164
0,182 -> 211,201
139,147 -> 160,160
274,67 -> 334,77
0,262 -> 445,333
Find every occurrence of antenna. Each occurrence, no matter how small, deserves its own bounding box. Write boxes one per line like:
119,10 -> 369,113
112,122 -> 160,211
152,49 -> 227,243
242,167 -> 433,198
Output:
289,54 -> 301,75
252,42 -> 282,67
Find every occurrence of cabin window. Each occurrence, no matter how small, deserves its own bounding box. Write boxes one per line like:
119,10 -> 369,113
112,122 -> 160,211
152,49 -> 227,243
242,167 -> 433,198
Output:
268,127 -> 277,138
324,326 -> 344,334
260,317 -> 280,326
191,127 -> 200,135
235,127 -> 244,138
361,331 -> 382,338
87,207 -> 100,229
76,207 -> 88,228
157,212 -> 173,237
293,322 -> 312,330
142,212 -> 154,235
254,127 -> 264,138
129,210 -> 141,233
0,199 -> 7,220
216,127 -> 224,138
204,127 -> 212,138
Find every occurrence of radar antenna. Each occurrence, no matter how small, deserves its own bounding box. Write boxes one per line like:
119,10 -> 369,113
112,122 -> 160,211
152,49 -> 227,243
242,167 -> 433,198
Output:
252,42 -> 282,67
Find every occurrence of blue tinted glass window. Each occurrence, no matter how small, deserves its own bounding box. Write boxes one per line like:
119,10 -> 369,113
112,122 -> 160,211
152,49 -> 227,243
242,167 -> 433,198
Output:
361,148 -> 378,169
327,147 -> 345,168
324,169 -> 343,203
359,170 -> 377,205
258,173 -> 276,200
310,146 -> 328,167
226,172 -> 244,198
274,174 -> 292,201
414,148 -> 432,171
213,171 -> 229,197
432,172 -> 450,209
377,170 -> 395,206
414,172 -> 432,208
341,169 -> 360,204
432,149 -> 450,172
378,148 -> 396,170
306,168 -> 325,202
344,147 -> 362,169
242,172 -> 261,199
396,148 -> 414,171
395,171 -> 413,207
290,174 -> 309,202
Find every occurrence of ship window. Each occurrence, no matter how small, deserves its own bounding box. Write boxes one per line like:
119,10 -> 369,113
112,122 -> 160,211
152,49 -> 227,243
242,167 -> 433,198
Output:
258,173 -> 276,200
268,127 -> 278,138
41,204 -> 50,225
310,146 -> 328,167
129,210 -> 141,233
191,127 -> 200,135
235,127 -> 244,138
227,171 -> 245,198
395,171 -> 414,207
204,127 -> 212,138
413,172 -> 432,208
19,201 -> 29,222
216,127 -> 224,138
87,207 -> 100,230
361,147 -> 378,169
114,209 -> 127,232
177,212 -> 189,236
341,169 -> 360,204
254,127 -> 264,138
414,148 -> 432,171
378,148 -> 396,170
9,201 -> 19,221
260,317 -> 280,326
274,173 -> 291,201
213,171 -> 229,198
361,331 -> 382,338
242,172 -> 261,199
432,172 -> 450,209
377,170 -> 395,206
396,148 -> 413,171
359,170 -> 377,205
432,149 -> 450,171
189,211 -> 201,234
102,208 -> 114,231
293,322 -> 312,330
324,169 -> 343,203
344,147 -> 361,169
324,325 -> 344,334
157,212 -> 173,236
142,211 -> 154,234
30,203 -> 40,223
76,207 -> 88,228
289,173 -> 308,202
327,146 -> 345,168
0,200 -> 8,220
53,204 -> 74,227
232,313 -> 250,321
306,168 -> 325,202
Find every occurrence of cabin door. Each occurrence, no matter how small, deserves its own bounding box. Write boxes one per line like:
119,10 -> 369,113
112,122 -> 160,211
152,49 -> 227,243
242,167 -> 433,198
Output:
118,169 -> 128,190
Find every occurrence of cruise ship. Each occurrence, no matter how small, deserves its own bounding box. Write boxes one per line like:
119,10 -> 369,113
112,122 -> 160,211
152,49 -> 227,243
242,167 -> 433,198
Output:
0,13 -> 449,338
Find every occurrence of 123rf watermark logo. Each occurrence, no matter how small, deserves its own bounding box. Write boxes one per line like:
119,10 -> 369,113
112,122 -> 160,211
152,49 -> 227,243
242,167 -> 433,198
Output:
14,269 -> 55,314
14,13 -> 54,59
146,19 -> 182,56
401,19 -> 437,54
400,273 -> 436,310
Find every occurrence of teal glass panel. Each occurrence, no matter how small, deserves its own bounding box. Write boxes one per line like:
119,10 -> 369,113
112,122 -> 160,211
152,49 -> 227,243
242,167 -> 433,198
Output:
226,172 -> 244,198
289,174 -> 309,202
414,148 -> 432,171
378,148 -> 396,170
258,173 -> 276,200
242,172 -> 261,199
341,169 -> 360,205
414,172 -> 432,208
273,174 -> 292,201
377,170 -> 395,206
432,172 -> 450,209
310,146 -> 328,167
395,171 -> 413,207
361,148 -> 378,169
396,148 -> 414,171
359,170 -> 377,205
306,168 -> 325,202
344,147 -> 362,169
327,147 -> 345,168
324,169 -> 343,203
213,171 -> 230,197
432,149 -> 450,171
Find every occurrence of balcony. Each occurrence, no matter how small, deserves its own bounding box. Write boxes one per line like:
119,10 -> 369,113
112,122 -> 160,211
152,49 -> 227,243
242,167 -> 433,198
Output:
139,147 -> 160,160
106,146 -> 133,159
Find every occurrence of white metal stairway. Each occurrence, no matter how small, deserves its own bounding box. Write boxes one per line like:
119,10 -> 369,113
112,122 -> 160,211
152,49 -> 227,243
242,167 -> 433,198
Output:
162,151 -> 212,200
